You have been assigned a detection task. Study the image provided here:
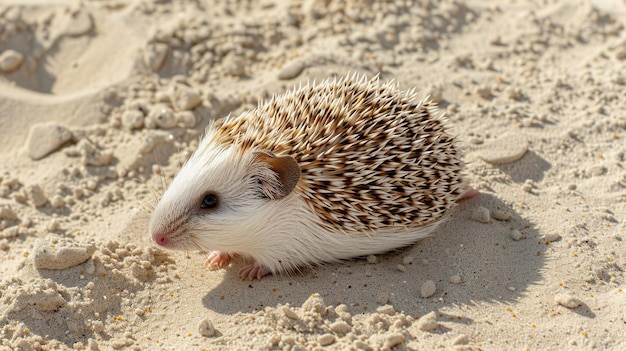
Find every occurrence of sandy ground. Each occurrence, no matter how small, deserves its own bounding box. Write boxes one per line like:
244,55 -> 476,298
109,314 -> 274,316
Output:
1,0 -> 625,350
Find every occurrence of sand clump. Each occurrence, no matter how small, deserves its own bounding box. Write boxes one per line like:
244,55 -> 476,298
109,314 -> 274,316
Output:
0,0 -> 625,350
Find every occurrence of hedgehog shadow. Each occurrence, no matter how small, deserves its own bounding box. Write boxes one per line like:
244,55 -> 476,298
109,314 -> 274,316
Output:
493,150 -> 552,184
202,193 -> 546,316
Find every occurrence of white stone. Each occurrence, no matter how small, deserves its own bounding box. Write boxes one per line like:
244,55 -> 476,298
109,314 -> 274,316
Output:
471,206 -> 491,223
0,49 -> 24,72
144,43 -> 168,71
318,333 -> 335,346
33,234 -> 96,270
77,139 -> 113,167
27,184 -> 48,207
509,229 -> 523,241
198,317 -> 216,337
301,293 -> 325,314
148,104 -> 177,129
555,293 -> 582,309
121,110 -> 145,130
420,280 -> 436,298
329,320 -> 351,335
172,85 -> 202,111
50,195 -> 65,208
26,122 -> 73,160
0,206 -> 18,220
416,311 -> 439,331
449,275 -> 462,284
281,305 -> 298,319
176,111 -> 197,127
278,60 -> 306,80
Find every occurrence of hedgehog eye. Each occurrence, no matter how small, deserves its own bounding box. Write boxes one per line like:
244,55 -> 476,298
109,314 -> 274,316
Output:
200,193 -> 218,209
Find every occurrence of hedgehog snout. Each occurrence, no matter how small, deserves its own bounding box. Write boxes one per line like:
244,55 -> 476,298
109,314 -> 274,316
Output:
152,232 -> 170,247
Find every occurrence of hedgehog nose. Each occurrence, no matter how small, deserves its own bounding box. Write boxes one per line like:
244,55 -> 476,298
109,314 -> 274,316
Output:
153,233 -> 169,247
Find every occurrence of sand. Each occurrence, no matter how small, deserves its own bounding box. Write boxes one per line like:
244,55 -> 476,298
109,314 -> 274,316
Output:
0,0 -> 625,350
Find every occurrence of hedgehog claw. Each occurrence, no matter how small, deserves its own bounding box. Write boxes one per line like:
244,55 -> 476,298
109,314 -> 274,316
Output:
239,264 -> 272,280
204,251 -> 232,271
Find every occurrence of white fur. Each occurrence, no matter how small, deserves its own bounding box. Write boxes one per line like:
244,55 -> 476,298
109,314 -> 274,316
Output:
149,129 -> 441,274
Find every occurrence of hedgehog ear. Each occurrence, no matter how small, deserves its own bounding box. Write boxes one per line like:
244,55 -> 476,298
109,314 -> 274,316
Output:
253,152 -> 301,199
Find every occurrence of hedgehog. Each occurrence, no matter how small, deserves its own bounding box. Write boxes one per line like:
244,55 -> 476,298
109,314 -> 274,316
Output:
149,74 -> 474,280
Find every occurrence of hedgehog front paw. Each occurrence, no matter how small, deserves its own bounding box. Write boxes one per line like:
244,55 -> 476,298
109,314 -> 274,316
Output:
204,251 -> 232,271
239,263 -> 272,280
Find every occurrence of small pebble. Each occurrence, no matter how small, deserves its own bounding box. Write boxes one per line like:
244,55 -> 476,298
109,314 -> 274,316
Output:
73,187 -> 85,199
0,206 -> 18,220
586,165 -> 607,177
522,179 -> 534,193
544,233 -> 562,242
281,305 -> 298,319
567,184 -> 577,191
148,104 -> 177,129
144,43 -> 168,71
382,333 -> 405,349
27,184 -> 48,207
1,226 -> 19,239
172,85 -> 202,111
476,132 -> 528,165
318,333 -> 335,346
13,192 -> 27,203
25,122 -> 73,160
78,139 -> 113,167
278,60 -> 306,80
449,275 -> 462,284
491,209 -> 512,221
48,219 -> 60,232
176,111 -> 197,128
420,280 -> 436,298
198,317 -> 216,337
507,87 -> 524,101
329,320 -> 352,335
554,293 -> 582,309
509,229 -> 523,241
335,304 -> 352,323
225,57 -> 246,77
471,206 -> 491,223
416,311 -> 439,331
475,86 -> 493,99
155,90 -> 172,103
0,49 -> 24,72
301,293 -> 325,314
396,264 -> 406,272
366,254 -> 377,264
3,178 -> 20,190
50,195 -> 65,208
121,110 -> 145,130
451,334 -> 469,345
